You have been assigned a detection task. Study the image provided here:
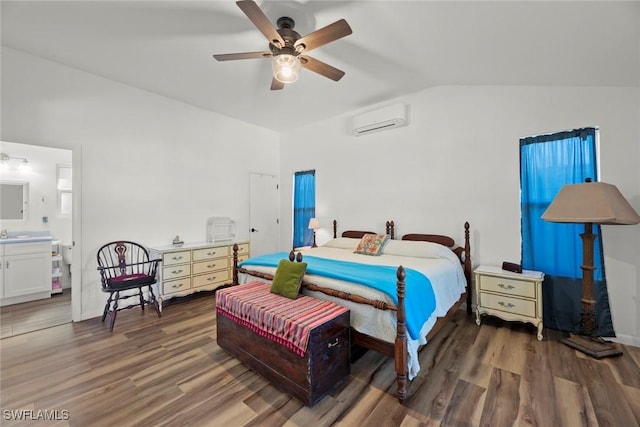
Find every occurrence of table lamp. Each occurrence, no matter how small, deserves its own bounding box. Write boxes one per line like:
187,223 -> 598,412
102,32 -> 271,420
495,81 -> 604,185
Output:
308,218 -> 321,248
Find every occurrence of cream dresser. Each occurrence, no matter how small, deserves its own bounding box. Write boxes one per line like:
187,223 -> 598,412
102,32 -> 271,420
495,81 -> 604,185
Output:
474,265 -> 545,340
148,241 -> 249,309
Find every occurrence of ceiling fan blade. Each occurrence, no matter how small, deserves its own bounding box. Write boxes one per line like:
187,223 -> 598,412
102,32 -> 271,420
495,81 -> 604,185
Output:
294,19 -> 352,53
213,51 -> 272,61
270,78 -> 285,91
299,55 -> 345,81
236,0 -> 285,48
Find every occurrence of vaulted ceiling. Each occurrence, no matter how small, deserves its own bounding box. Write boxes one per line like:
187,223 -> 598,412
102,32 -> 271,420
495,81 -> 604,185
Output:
2,1 -> 639,132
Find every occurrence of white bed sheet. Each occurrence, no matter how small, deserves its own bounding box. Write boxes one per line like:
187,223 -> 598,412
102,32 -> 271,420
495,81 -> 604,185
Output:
238,244 -> 466,379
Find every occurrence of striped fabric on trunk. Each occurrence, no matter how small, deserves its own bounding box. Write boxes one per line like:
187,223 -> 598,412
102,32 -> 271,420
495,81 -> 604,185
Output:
216,281 -> 349,357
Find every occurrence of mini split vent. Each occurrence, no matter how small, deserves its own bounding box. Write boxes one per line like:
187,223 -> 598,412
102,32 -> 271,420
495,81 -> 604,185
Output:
351,103 -> 409,136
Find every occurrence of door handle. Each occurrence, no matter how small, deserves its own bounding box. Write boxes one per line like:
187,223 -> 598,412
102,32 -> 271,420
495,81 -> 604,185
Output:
251,228 -> 259,232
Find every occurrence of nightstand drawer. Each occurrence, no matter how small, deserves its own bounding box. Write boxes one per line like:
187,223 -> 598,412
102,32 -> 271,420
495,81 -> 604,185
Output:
480,292 -> 536,318
163,250 -> 191,266
478,275 -> 535,299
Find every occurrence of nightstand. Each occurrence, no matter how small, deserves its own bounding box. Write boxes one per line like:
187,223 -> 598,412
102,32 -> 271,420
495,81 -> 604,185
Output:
474,265 -> 545,340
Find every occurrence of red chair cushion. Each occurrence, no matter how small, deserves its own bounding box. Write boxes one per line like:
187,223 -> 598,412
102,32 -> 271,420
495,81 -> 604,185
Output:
107,273 -> 155,290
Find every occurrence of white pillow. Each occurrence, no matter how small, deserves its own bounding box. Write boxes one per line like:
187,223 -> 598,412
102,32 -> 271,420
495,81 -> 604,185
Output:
321,237 -> 361,250
382,239 -> 457,261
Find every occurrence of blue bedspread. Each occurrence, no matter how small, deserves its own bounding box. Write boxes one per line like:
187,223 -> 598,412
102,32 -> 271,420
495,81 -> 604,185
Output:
240,252 -> 436,340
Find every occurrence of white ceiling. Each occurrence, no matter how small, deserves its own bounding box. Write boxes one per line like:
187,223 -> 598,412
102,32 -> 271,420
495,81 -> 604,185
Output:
2,1 -> 639,132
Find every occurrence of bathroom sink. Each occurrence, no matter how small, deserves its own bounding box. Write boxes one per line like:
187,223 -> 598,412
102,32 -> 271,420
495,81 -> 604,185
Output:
0,236 -> 53,244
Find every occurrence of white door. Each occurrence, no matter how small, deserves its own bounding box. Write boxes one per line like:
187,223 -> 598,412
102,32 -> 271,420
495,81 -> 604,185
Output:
249,173 -> 280,257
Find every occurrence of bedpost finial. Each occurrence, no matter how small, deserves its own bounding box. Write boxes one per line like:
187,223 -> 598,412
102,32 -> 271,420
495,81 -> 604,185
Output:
296,252 -> 303,262
289,251 -> 295,261
396,265 -> 406,281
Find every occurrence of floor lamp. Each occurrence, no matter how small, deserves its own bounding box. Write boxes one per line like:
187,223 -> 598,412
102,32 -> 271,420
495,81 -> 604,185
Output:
542,180 -> 640,358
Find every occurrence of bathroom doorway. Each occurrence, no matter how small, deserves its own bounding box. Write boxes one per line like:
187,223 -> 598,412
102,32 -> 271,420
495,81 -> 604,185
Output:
0,141 -> 74,338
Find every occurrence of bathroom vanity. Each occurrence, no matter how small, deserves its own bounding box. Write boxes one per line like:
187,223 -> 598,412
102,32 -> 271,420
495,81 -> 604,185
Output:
0,237 -> 53,306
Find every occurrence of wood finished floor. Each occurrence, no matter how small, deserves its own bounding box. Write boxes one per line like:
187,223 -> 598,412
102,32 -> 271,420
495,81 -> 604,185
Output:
0,291 -> 72,339
1,291 -> 639,427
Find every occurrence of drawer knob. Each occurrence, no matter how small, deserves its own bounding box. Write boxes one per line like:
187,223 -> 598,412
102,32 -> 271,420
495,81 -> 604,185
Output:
498,301 -> 516,309
498,283 -> 515,290
171,256 -> 183,261
328,338 -> 339,348
171,269 -> 183,274
207,276 -> 217,282
171,284 -> 183,289
207,264 -> 215,268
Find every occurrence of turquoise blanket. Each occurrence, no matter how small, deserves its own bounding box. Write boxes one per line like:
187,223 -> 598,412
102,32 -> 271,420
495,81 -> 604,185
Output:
240,252 -> 436,340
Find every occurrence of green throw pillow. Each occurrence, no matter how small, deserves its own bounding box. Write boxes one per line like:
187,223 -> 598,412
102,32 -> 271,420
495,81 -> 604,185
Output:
270,259 -> 307,299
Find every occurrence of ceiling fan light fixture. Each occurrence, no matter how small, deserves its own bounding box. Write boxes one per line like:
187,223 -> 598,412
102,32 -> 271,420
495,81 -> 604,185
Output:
272,54 -> 301,84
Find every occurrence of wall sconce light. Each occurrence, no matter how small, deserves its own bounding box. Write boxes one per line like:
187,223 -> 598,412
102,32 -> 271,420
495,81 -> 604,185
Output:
0,152 -> 30,170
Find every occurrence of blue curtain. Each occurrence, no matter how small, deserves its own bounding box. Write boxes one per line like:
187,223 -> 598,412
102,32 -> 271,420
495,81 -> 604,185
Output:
520,128 -> 614,336
293,170 -> 315,248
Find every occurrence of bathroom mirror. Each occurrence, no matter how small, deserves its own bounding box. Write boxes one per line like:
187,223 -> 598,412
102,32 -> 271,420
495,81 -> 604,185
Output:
0,181 -> 29,220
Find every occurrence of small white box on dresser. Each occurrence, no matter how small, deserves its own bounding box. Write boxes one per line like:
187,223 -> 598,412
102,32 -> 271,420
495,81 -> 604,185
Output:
474,265 -> 545,340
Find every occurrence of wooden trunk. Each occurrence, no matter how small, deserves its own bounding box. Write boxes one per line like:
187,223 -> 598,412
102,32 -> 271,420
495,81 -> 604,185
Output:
216,310 -> 350,407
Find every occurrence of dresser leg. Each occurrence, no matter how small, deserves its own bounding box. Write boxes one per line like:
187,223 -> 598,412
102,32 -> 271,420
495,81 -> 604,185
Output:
475,307 -> 481,326
537,323 -> 543,341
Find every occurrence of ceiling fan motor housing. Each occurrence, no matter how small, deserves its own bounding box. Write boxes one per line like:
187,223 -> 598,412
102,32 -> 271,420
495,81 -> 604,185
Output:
270,17 -> 304,55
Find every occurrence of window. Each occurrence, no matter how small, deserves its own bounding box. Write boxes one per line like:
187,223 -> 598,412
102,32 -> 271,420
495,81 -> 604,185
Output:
57,164 -> 72,216
292,170 -> 315,248
520,127 -> 614,336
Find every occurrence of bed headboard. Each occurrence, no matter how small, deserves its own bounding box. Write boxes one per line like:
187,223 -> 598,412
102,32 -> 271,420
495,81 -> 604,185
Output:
332,219 -> 395,240
402,222 -> 472,314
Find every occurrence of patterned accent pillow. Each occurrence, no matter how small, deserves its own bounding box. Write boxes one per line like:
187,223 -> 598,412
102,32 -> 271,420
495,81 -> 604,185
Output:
354,234 -> 390,256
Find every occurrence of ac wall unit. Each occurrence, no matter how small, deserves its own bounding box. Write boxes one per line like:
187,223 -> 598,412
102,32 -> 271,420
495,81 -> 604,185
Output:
351,103 -> 408,136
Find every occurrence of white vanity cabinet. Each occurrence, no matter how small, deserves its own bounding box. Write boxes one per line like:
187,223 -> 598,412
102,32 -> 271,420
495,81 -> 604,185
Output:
0,241 -> 52,306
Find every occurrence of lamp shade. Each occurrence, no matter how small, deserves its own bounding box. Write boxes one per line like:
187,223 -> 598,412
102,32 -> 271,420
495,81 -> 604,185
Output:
308,218 -> 321,230
542,182 -> 640,225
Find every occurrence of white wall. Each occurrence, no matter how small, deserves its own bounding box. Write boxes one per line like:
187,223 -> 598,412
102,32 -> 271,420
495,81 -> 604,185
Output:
280,85 -> 640,346
2,47 -> 280,320
0,141 -> 72,243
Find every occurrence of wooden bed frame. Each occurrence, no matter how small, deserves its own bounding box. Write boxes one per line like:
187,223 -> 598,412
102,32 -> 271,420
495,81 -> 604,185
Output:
231,220 -> 472,402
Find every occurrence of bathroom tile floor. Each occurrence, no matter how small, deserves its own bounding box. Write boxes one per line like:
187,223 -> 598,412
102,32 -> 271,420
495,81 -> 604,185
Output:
0,291 -> 71,339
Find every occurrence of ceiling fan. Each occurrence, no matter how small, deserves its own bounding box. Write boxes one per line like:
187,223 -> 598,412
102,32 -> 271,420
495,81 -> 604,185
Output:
213,0 -> 352,90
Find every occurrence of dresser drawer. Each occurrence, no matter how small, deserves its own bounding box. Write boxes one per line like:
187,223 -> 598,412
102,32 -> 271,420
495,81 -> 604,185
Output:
163,250 -> 191,266
192,270 -> 229,288
478,274 -> 536,299
163,263 -> 191,280
192,258 -> 229,275
163,278 -> 191,295
235,243 -> 250,257
480,292 -> 536,318
238,254 -> 250,263
192,246 -> 229,261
